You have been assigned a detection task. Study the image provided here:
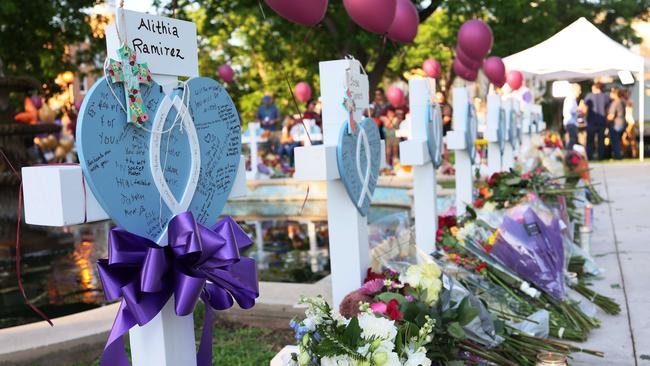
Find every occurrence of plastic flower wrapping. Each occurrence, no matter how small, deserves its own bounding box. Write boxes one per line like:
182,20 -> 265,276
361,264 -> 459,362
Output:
490,205 -> 566,300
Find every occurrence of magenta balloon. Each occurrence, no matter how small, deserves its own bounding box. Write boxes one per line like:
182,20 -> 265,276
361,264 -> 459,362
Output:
387,86 -> 405,107
265,0 -> 328,26
218,64 -> 234,83
457,19 -> 493,60
506,70 -> 524,91
455,46 -> 482,70
387,0 -> 419,43
422,58 -> 441,78
344,0 -> 396,34
294,82 -> 312,103
453,58 -> 478,82
483,56 -> 506,85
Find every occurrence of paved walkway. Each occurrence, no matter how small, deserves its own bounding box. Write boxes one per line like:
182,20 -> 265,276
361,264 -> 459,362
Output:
572,162 -> 650,366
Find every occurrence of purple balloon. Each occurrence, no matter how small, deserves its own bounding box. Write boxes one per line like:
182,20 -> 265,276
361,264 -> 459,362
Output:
218,64 -> 235,83
455,46 -> 483,70
30,95 -> 43,109
522,90 -> 532,103
422,58 -> 441,78
457,19 -> 493,60
344,0 -> 396,34
453,58 -> 478,82
483,56 -> 506,86
387,0 -> 419,43
265,0 -> 328,26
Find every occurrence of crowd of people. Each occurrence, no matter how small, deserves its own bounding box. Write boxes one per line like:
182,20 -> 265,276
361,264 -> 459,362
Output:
250,88 -> 455,173
563,82 -> 638,160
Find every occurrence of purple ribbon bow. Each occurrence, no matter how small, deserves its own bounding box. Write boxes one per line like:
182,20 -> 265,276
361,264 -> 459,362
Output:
97,213 -> 259,366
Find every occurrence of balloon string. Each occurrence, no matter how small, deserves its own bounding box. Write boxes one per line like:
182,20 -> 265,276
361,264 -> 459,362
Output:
0,149 -> 54,326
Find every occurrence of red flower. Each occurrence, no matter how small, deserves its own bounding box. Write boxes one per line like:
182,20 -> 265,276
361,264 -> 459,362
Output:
438,215 -> 457,229
386,299 -> 403,321
473,198 -> 484,208
534,167 -> 542,175
443,245 -> 450,251
436,228 -> 444,242
475,263 -> 488,273
570,154 -> 580,166
521,172 -> 532,180
365,268 -> 385,283
487,172 -> 500,186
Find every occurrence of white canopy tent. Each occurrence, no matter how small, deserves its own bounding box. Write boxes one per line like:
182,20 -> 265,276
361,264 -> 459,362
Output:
504,17 -> 648,160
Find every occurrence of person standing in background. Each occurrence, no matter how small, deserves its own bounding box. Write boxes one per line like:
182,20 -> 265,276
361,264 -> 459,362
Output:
622,89 -> 638,158
583,82 -> 610,160
371,88 -> 389,118
607,88 -> 626,160
436,91 -> 453,136
302,99 -> 322,129
563,83 -> 581,150
256,95 -> 281,131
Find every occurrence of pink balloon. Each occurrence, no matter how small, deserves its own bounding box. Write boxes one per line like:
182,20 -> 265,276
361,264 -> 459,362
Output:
506,70 -> 524,91
294,82 -> 312,103
422,58 -> 441,78
455,46 -> 482,70
387,0 -> 419,43
265,0 -> 328,26
457,19 -> 493,60
387,86 -> 405,107
344,0 -> 396,34
453,58 -> 478,82
483,56 -> 506,86
218,64 -> 234,83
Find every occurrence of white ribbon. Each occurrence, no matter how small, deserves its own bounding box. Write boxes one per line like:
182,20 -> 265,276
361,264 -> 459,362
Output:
355,125 -> 373,208
149,94 -> 201,217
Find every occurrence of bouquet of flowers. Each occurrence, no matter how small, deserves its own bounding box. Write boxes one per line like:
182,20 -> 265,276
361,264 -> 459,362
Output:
286,263 -> 602,366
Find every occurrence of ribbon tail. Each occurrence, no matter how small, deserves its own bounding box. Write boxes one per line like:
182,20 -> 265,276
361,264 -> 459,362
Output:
101,300 -> 136,366
196,300 -> 215,366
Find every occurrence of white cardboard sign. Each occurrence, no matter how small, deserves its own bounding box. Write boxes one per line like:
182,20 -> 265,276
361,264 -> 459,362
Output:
107,9 -> 199,77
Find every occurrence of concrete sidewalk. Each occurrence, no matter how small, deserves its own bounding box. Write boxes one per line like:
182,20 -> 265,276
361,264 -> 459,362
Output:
571,162 -> 650,366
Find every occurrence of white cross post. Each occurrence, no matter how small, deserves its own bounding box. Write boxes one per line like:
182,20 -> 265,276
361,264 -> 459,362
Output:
501,98 -> 515,171
485,94 -> 503,174
22,9 -> 249,366
243,122 -> 263,180
294,59 -> 371,307
520,101 -> 532,153
399,78 -> 438,254
447,87 -> 475,216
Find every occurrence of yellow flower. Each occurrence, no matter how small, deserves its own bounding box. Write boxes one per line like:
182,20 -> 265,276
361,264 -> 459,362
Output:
450,226 -> 459,237
487,229 -> 499,246
400,263 -> 443,305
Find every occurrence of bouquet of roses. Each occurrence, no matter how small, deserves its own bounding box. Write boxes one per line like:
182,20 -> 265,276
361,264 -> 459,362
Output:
564,150 -> 604,204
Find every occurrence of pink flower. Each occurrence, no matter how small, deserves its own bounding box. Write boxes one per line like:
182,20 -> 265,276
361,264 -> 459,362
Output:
370,301 -> 388,314
361,278 -> 384,295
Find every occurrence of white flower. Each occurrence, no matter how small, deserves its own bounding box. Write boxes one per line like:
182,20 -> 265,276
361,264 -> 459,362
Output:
358,313 -> 398,341
331,310 -> 349,327
302,317 -> 316,332
456,222 -> 476,243
404,347 -> 431,366
482,201 -> 497,213
400,263 -> 443,304
321,355 -> 355,366
384,352 -> 401,366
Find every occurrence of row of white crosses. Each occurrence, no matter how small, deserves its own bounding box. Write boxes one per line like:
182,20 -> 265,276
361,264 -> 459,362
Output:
22,10 -> 248,366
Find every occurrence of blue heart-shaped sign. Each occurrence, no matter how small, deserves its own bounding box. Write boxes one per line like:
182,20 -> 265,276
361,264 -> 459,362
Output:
425,101 -> 444,169
336,118 -> 381,217
77,76 -> 241,242
508,108 -> 518,149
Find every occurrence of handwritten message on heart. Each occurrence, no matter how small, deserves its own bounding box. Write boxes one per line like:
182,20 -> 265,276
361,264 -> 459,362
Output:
508,109 -> 519,149
77,76 -> 241,242
336,118 -> 381,217
465,104 -> 479,165
498,108 -> 507,156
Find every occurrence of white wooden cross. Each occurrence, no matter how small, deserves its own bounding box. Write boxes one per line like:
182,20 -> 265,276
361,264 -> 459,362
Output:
485,94 -> 503,175
22,9 -> 248,366
294,59 -> 377,307
399,78 -> 438,254
242,122 -> 265,180
447,87 -> 476,216
520,101 -> 533,153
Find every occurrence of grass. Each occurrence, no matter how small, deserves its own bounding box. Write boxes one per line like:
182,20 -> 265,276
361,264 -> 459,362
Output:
65,315 -> 294,366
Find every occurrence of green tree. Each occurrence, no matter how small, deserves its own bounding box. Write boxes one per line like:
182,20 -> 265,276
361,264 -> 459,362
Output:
0,0 -> 101,93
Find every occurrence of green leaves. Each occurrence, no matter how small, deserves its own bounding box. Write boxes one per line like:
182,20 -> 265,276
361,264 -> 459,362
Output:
342,316 -> 361,350
457,298 -> 480,326
376,292 -> 408,305
447,322 -> 466,340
